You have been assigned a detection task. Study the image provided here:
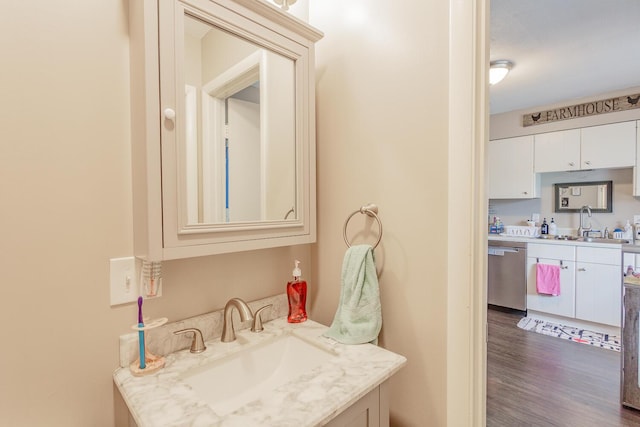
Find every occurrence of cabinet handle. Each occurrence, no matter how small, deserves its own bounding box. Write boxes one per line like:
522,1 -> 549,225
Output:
523,191 -> 528,195
578,267 -> 586,271
584,160 -> 591,166
164,108 -> 176,121
568,162 -> 575,167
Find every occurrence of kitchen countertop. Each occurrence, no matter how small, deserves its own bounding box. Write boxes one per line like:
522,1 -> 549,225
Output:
488,234 -> 628,248
113,317 -> 407,427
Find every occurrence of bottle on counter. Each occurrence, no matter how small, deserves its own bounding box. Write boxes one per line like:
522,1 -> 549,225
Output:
287,260 -> 308,323
625,220 -> 634,242
549,218 -> 557,235
541,218 -> 549,235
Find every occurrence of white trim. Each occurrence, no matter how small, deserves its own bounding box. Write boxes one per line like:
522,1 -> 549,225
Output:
448,0 -> 488,425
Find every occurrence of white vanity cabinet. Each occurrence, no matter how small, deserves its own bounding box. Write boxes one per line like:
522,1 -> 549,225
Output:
129,0 -> 323,260
526,243 -> 576,318
534,129 -> 581,173
326,382 -> 389,427
575,246 -> 622,327
487,135 -> 540,199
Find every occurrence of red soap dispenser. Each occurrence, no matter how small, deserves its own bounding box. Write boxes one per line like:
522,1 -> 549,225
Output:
287,260 -> 308,323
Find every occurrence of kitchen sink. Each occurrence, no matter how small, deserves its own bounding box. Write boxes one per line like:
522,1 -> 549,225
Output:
538,235 -> 629,244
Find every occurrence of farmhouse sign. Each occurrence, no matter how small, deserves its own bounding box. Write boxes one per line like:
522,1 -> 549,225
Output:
523,93 -> 640,127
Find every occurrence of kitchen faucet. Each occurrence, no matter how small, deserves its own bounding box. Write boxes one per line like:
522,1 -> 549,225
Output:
577,205 -> 592,237
221,298 -> 254,342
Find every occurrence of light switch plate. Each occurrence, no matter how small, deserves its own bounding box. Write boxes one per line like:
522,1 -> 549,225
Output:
110,257 -> 138,306
634,214 -> 640,225
531,213 -> 540,223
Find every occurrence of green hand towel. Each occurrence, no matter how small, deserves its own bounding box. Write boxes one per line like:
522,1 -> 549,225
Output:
324,244 -> 382,345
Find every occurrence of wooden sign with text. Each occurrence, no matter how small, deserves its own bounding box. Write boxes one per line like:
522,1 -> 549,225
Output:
523,93 -> 640,127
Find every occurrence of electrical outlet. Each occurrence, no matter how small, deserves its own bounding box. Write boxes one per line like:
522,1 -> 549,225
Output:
634,214 -> 640,225
110,257 -> 138,306
531,213 -> 540,223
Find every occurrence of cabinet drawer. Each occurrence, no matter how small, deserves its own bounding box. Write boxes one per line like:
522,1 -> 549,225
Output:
528,243 -> 575,261
577,246 -> 621,265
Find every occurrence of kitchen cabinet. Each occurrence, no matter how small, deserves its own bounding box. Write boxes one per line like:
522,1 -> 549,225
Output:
634,120 -> 640,196
487,135 -> 540,199
534,129 -> 581,172
580,121 -> 636,170
527,243 -> 576,318
129,0 -> 322,260
534,121 -> 636,173
527,243 -> 621,327
575,246 -> 622,327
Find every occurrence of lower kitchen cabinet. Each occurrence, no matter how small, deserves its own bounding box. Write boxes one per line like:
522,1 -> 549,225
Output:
527,243 -> 576,318
527,243 -> 621,327
575,246 -> 622,327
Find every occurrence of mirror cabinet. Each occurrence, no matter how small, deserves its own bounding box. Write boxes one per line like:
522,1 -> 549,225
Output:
129,0 -> 323,260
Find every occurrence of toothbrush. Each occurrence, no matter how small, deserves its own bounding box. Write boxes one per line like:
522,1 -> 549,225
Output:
138,296 -> 146,369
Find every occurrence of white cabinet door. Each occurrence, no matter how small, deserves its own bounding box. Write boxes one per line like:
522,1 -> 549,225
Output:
581,121 -> 636,169
575,261 -> 621,327
527,257 -> 576,318
534,129 -> 581,172
634,120 -> 640,196
487,135 -> 540,199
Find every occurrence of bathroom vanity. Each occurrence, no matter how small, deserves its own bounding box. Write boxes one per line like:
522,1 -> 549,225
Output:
114,296 -> 406,426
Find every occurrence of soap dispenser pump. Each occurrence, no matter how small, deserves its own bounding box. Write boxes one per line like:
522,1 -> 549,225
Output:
287,260 -> 307,323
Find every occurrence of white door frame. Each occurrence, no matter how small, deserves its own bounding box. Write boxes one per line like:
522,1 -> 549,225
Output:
447,0 -> 489,425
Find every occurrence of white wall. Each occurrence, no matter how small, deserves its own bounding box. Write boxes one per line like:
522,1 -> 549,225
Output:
0,1 -> 310,425
490,88 -> 640,230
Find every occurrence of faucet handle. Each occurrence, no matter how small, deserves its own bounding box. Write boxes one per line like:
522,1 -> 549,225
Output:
251,304 -> 273,332
173,328 -> 206,353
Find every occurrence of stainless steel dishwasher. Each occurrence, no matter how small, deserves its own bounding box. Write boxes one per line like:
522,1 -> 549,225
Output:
488,240 -> 527,312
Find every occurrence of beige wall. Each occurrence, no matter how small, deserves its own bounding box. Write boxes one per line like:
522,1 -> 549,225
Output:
0,1 -> 310,425
310,1 -> 451,424
490,86 -> 640,140
1,0 -> 481,425
489,88 -> 640,229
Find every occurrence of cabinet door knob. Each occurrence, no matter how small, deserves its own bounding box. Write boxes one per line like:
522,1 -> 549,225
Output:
164,108 -> 176,121
523,191 -> 528,195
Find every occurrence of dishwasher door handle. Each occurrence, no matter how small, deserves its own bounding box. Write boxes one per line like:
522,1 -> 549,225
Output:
488,247 -> 521,256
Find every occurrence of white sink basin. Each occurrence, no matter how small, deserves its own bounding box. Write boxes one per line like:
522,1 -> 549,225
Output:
181,333 -> 336,416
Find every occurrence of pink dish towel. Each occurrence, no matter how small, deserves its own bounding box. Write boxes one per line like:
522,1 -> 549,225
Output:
536,263 -> 561,296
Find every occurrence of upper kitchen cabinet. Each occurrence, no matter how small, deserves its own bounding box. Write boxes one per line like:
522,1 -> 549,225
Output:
535,121 -> 637,173
580,121 -> 636,169
534,129 -> 581,172
129,0 -> 323,260
488,135 -> 540,199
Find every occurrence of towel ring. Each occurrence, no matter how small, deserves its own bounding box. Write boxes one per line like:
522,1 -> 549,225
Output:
343,204 -> 383,249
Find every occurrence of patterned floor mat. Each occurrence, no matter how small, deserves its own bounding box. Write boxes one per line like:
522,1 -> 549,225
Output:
517,317 -> 620,352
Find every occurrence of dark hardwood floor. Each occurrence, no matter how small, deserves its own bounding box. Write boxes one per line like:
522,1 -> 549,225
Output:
487,308 -> 640,426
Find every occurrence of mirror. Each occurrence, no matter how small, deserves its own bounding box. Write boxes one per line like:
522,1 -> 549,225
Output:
554,181 -> 613,213
183,14 -> 297,224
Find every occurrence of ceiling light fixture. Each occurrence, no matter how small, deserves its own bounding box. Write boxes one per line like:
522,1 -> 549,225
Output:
489,60 -> 514,85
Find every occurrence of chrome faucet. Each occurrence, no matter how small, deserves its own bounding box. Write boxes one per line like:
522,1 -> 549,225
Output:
221,298 -> 254,342
577,205 -> 592,237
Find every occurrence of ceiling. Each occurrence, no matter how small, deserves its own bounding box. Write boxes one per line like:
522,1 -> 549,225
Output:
489,0 -> 640,115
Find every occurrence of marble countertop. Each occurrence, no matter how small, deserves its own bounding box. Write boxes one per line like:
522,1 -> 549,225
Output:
113,317 -> 406,427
